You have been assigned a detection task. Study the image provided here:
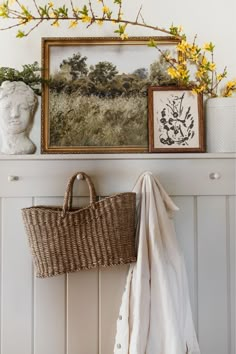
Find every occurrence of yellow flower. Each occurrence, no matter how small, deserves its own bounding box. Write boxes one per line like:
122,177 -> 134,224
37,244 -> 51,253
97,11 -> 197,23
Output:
178,56 -> 186,66
208,62 -> 216,71
69,20 -> 78,28
189,45 -> 200,62
192,87 -> 200,95
167,67 -> 179,79
120,33 -> 128,40
217,74 -> 224,81
200,56 -> 208,66
221,80 -> 236,96
102,6 -> 110,14
48,2 -> 54,7
52,20 -> 59,27
226,80 -> 236,89
176,64 -> 189,80
18,18 -> 27,25
191,54 -> 200,63
0,4 -> 8,18
195,69 -> 206,79
203,42 -> 215,52
49,11 -> 57,18
96,19 -> 103,26
193,84 -> 207,94
177,40 -> 191,53
81,15 -> 91,23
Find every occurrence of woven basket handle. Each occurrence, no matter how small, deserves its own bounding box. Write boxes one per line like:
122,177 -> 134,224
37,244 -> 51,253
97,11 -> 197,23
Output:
62,172 -> 97,217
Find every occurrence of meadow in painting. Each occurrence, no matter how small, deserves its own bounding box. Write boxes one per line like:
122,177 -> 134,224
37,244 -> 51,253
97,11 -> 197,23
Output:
43,38 -> 177,152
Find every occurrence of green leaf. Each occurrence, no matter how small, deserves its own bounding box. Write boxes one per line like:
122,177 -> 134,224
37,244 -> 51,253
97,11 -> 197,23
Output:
0,3 -> 9,18
58,5 -> 68,17
39,5 -> 49,17
148,39 -> 157,47
79,5 -> 88,16
16,30 -> 25,38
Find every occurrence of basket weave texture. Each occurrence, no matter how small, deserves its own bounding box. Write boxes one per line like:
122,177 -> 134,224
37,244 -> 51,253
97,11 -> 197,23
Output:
22,172 -> 136,278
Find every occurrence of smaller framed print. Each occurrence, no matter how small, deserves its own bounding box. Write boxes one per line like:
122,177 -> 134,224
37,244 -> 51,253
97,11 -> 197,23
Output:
148,86 -> 205,152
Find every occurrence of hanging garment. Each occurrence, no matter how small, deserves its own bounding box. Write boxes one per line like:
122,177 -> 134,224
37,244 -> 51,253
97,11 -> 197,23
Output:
114,171 -> 200,354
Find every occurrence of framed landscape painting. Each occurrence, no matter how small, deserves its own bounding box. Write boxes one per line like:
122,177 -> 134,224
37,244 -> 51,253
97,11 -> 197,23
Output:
148,86 -> 205,153
41,37 -> 179,153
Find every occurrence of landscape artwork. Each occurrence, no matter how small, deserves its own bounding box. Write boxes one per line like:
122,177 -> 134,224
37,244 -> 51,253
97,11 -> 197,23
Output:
42,37 -> 179,153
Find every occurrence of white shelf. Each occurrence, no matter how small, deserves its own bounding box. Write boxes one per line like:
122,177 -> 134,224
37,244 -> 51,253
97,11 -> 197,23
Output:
0,152 -> 235,160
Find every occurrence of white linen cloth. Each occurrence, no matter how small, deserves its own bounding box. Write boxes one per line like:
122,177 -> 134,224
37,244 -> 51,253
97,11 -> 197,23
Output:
114,171 -> 200,354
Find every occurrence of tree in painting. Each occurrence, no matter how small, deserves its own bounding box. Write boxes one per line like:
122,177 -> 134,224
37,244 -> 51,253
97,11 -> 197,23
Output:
49,50 -> 174,147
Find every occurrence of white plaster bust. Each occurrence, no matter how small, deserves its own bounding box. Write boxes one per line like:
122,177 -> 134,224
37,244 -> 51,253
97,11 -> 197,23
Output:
0,81 -> 38,154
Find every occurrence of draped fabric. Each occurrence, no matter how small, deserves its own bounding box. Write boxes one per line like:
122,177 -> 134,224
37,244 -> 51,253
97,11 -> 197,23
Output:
114,172 -> 200,354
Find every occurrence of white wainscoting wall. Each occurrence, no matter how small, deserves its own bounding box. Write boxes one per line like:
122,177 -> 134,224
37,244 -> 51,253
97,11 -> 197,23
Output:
0,154 -> 235,354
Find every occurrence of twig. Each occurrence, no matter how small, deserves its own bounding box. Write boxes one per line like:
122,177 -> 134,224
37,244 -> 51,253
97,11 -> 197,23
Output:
24,19 -> 43,37
69,0 -> 77,18
117,1 -> 123,21
135,5 -> 142,23
211,51 -> 214,93
139,12 -> 146,25
0,22 -> 25,31
0,5 -> 178,39
15,0 -> 23,9
32,0 -> 40,16
88,0 -> 95,19
86,17 -> 96,29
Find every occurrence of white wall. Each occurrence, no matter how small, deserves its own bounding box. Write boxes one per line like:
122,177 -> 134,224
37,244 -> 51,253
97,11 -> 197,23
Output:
0,0 -> 235,153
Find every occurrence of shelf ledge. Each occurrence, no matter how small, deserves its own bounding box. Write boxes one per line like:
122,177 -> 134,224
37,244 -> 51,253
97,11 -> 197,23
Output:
0,152 -> 235,160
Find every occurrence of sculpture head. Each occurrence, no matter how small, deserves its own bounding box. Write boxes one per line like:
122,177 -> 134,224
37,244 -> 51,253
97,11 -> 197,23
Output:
0,80 -> 37,135
0,81 -> 38,154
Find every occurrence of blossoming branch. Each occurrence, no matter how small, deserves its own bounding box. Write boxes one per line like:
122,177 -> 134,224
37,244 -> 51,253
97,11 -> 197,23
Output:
0,0 -> 175,38
0,0 -> 235,97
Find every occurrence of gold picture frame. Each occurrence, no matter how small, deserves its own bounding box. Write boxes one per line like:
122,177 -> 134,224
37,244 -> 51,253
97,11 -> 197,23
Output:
41,37 -> 179,154
148,86 -> 205,153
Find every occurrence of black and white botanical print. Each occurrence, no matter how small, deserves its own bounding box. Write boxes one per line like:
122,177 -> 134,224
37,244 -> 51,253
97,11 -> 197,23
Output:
157,92 -> 195,146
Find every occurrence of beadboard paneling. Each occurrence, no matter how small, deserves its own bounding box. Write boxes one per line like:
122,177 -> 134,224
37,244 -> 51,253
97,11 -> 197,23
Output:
99,265 -> 128,354
67,270 -> 99,354
0,157 -> 235,354
1,198 -> 33,354
172,196 -> 197,328
229,196 -> 236,354
197,196 -> 229,354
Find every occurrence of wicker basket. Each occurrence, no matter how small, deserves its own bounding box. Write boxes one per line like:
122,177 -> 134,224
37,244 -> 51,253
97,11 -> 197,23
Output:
22,172 -> 136,278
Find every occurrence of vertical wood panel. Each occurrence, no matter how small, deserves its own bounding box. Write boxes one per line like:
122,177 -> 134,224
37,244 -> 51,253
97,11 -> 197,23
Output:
197,196 -> 228,354
66,196 -> 99,354
229,196 -> 235,354
99,265 -> 128,354
67,270 -> 99,354
172,196 -> 197,328
34,276 -> 66,354
34,198 -> 66,354
1,197 -> 33,354
0,198 -> 2,354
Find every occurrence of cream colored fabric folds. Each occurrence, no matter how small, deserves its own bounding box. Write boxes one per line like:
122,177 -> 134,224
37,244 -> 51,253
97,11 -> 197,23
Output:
114,171 -> 200,354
